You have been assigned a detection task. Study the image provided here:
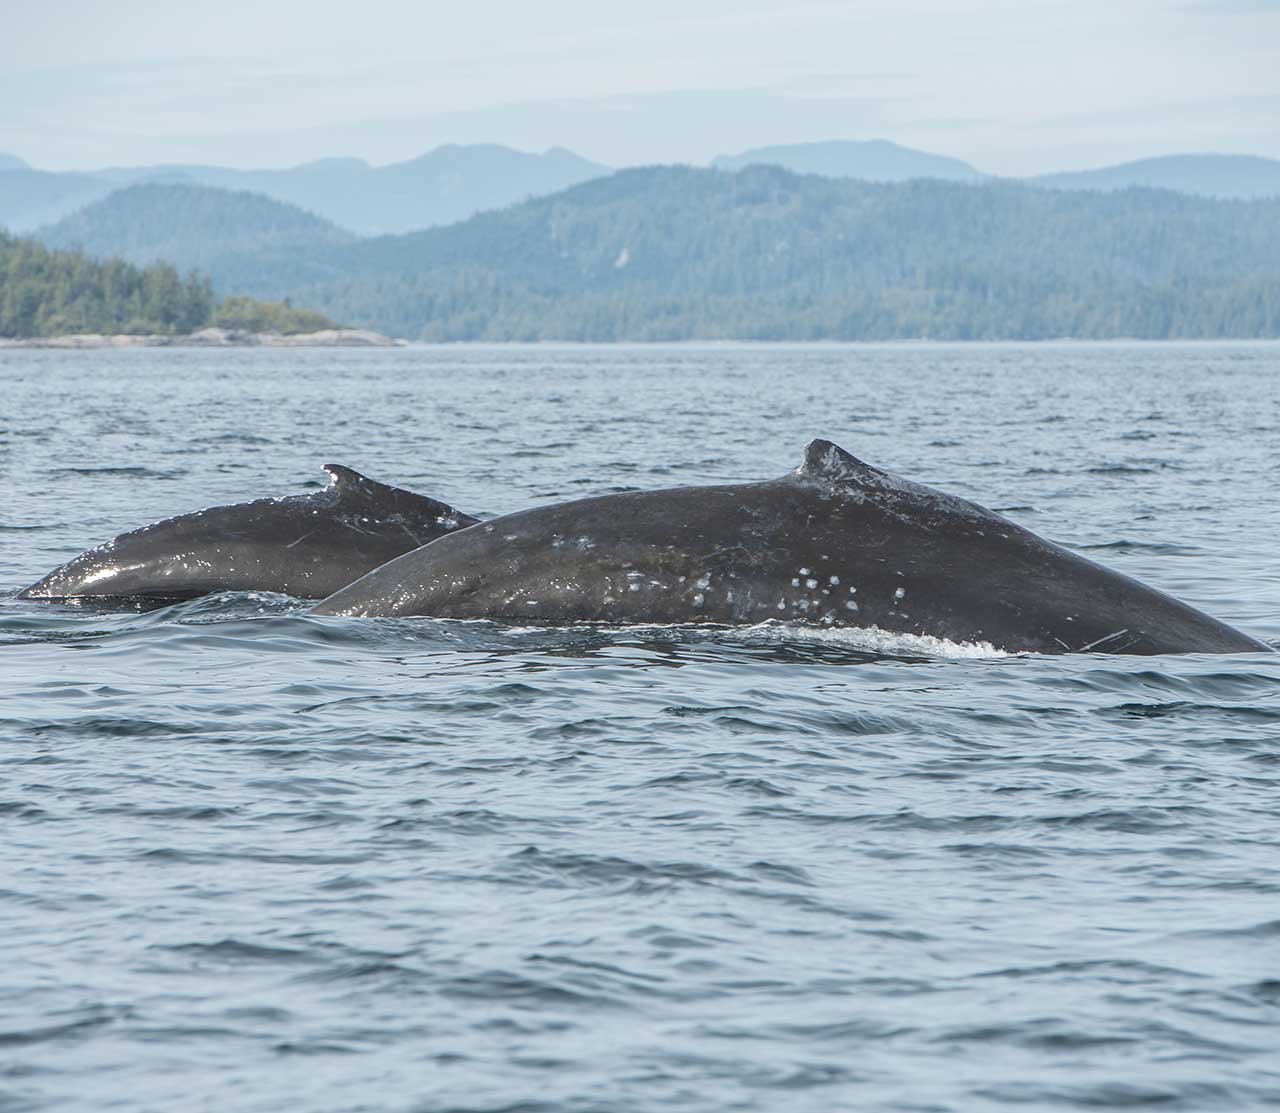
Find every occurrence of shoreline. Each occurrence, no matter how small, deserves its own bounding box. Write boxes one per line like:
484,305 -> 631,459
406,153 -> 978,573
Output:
0,327 -> 405,349
3,334 -> 1277,351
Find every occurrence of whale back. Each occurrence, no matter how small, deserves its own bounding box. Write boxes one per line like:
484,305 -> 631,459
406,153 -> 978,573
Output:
312,440 -> 1268,655
19,466 -> 478,601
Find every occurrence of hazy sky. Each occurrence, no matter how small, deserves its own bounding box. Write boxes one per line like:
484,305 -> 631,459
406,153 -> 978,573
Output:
3,0 -> 1278,173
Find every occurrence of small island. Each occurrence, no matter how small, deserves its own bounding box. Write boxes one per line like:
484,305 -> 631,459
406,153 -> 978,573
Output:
0,232 -> 400,347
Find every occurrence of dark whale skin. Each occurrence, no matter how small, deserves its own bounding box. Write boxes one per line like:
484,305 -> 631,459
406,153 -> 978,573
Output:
311,441 -> 1269,656
19,465 -> 477,602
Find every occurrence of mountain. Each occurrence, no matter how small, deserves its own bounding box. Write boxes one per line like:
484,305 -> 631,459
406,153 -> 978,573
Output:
94,144 -> 612,235
0,169 -> 117,233
37,183 -> 358,291
712,139 -> 984,182
222,164 -> 1280,341
1032,154 -> 1280,199
0,154 -> 29,171
710,144 -> 1280,199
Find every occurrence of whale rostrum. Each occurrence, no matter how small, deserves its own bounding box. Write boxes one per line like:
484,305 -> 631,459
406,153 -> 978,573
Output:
19,465 -> 477,602
310,440 -> 1268,655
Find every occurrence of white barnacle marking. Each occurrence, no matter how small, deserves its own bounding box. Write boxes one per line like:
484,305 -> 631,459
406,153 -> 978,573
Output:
829,575 -> 840,586
798,567 -> 811,576
894,587 -> 906,601
845,600 -> 859,611
848,586 -> 857,594
791,578 -> 801,587
777,599 -> 786,611
693,592 -> 705,607
695,576 -> 710,590
629,583 -> 641,592
80,567 -> 121,586
805,578 -> 818,589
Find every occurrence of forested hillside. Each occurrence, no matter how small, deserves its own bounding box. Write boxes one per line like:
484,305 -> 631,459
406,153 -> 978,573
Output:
0,232 -> 337,338
40,183 -> 354,264
265,166 -> 1280,341
38,184 -> 358,294
17,165 -> 1280,341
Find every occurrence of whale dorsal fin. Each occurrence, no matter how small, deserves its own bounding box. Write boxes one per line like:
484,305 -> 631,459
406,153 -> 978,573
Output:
323,463 -> 411,504
323,463 -> 385,494
796,439 -> 1012,527
321,464 -> 479,526
797,439 -> 885,486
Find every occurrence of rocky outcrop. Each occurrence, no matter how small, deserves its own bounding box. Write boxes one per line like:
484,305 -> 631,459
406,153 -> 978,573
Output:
0,328 -> 405,349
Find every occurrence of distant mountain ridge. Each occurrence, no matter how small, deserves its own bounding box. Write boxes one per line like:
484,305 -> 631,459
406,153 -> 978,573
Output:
1031,153 -> 1280,200
7,143 -> 1280,243
0,143 -> 611,235
0,168 -> 117,233
91,143 -> 612,235
713,139 -> 983,182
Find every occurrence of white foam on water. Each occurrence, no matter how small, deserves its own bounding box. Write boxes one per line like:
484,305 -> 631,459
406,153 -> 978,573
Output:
739,621 -> 1009,659
488,618 -> 1010,659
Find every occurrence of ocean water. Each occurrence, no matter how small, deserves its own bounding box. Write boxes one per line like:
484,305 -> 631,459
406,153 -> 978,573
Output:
1,342 -> 1278,1113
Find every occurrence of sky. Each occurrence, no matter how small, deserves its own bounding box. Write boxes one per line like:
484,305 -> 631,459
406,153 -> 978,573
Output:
2,0 -> 1278,174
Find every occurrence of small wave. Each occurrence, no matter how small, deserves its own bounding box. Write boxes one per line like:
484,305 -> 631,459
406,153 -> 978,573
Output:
1078,539 -> 1199,555
0,1014 -> 116,1048
1085,464 -> 1157,475
49,466 -> 183,479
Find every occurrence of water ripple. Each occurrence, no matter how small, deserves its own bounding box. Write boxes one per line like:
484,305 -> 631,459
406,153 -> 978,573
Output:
1,344 -> 1279,1112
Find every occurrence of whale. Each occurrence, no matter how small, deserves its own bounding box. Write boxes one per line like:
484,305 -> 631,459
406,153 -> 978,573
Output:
311,440 -> 1268,655
19,465 -> 477,602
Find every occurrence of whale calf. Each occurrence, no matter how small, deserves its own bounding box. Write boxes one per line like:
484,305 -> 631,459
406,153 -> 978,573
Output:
19,465 -> 477,601
312,440 -> 1267,655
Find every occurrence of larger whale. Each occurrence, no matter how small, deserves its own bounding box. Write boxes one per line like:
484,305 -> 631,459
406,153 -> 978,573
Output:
19,465 -> 476,602
312,440 -> 1268,655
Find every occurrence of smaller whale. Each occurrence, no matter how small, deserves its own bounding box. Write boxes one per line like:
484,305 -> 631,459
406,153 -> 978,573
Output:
19,465 -> 477,602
